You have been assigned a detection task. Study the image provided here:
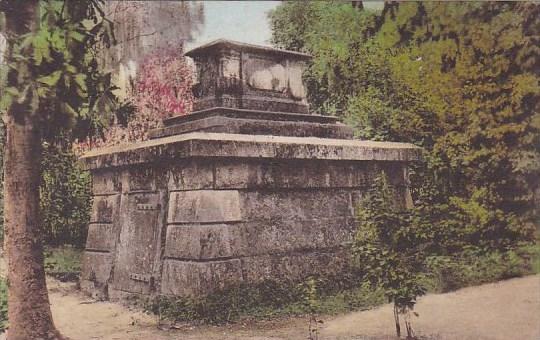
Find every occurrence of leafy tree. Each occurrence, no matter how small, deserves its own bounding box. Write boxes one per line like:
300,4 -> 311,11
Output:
353,173 -> 426,339
269,1 -> 539,251
0,1 -> 115,338
377,2 -> 539,248
271,2 -> 538,336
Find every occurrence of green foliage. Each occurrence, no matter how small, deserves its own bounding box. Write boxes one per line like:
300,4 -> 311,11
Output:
40,143 -> 92,247
0,279 -> 7,332
1,1 -> 118,141
424,247 -> 537,293
0,1 -> 115,248
270,1 -> 538,257
524,242 -> 540,274
142,245 -> 537,326
0,139 -> 92,247
353,173 -> 427,314
144,279 -> 304,324
143,272 -> 385,325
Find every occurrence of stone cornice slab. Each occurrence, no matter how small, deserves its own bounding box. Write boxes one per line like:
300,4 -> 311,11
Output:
80,132 -> 422,170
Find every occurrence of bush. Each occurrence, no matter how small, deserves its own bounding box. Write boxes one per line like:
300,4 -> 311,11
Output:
0,279 -> 7,332
353,172 -> 428,338
143,272 -> 385,325
144,279 -> 305,324
40,143 -> 92,247
425,247 -> 538,293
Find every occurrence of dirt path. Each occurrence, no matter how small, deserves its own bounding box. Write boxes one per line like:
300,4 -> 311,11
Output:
43,275 -> 540,340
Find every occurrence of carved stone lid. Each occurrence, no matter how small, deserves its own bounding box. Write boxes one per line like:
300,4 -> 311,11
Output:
185,39 -> 312,60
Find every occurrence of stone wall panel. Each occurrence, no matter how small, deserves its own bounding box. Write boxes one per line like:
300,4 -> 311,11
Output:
92,171 -> 121,194
241,190 -> 354,222
86,223 -> 116,252
167,160 -> 214,191
167,190 -> 242,224
239,218 -> 357,256
215,160 -> 382,189
241,251 -> 348,283
164,224 -> 243,260
111,191 -> 164,295
161,259 -> 243,296
90,194 -> 120,224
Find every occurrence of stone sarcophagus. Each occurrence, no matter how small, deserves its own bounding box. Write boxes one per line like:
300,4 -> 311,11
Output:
80,39 -> 421,300
187,39 -> 311,113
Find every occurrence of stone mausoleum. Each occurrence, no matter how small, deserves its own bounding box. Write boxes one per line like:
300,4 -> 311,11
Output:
80,39 -> 421,300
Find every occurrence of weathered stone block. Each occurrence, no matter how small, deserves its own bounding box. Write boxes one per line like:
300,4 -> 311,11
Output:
214,159 -> 382,190
238,217 -> 357,256
241,251 -> 348,283
168,190 -> 242,224
163,107 -> 340,126
240,190 -> 354,222
90,194 -> 119,223
86,223 -> 116,251
164,224 -> 243,260
161,259 -> 243,296
80,133 -> 422,170
111,191 -> 163,295
81,251 -> 113,283
149,116 -> 353,140
123,167 -> 157,192
167,160 -> 214,191
92,170 -> 121,194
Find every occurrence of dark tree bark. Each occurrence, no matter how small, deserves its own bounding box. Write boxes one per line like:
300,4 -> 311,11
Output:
2,1 -> 65,339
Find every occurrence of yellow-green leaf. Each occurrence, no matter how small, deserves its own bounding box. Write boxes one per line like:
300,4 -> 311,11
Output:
38,70 -> 62,86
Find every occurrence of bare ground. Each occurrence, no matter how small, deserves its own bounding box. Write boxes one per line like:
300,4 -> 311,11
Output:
41,275 -> 540,340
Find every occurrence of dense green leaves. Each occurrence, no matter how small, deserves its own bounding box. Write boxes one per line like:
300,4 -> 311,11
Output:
270,3 -> 538,334
1,0 -> 118,142
40,142 -> 91,247
353,173 -> 427,338
270,1 -> 539,252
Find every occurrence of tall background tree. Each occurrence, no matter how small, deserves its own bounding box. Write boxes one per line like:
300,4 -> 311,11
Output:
269,1 -> 539,251
270,1 -> 539,335
0,1 -> 116,337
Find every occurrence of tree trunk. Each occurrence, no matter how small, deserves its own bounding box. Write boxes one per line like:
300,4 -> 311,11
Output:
2,1 -> 64,339
393,304 -> 401,338
4,114 -> 62,340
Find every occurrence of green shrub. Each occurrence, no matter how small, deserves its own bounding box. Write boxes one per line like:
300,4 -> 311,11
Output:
353,172 -> 427,338
0,279 -> 7,332
143,273 -> 385,325
517,242 -> 540,274
40,143 -> 92,247
425,249 -> 534,293
144,279 -> 306,324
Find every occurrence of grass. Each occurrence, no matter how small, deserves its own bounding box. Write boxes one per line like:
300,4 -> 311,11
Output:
44,246 -> 83,281
142,278 -> 386,325
142,244 -> 540,326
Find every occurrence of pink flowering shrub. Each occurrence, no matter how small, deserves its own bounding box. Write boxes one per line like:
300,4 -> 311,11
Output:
74,47 -> 194,154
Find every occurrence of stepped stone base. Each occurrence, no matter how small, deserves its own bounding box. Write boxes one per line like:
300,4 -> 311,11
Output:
149,108 -> 353,140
